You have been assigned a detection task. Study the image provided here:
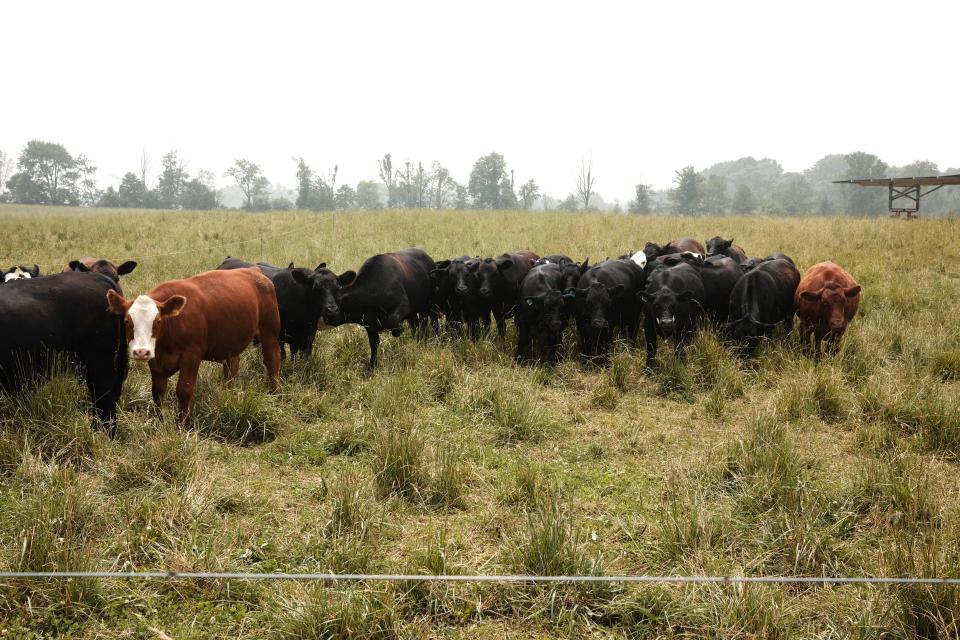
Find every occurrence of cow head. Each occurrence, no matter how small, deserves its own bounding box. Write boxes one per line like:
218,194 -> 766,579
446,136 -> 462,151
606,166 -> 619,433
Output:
291,264 -> 356,324
106,290 -> 186,361
472,258 -> 508,300
4,264 -> 40,282
71,258 -> 138,282
640,286 -> 698,336
447,259 -> 479,300
558,258 -> 588,294
524,289 -> 567,334
575,281 -> 626,330
642,242 -> 662,261
706,236 -> 733,256
800,284 -> 861,333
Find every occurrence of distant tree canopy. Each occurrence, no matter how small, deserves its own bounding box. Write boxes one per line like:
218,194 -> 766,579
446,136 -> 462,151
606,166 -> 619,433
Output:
3,142 -> 958,216
468,152 -> 516,210
6,141 -> 97,206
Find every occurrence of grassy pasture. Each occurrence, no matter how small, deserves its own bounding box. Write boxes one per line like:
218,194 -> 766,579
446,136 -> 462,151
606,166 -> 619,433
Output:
0,204 -> 959,638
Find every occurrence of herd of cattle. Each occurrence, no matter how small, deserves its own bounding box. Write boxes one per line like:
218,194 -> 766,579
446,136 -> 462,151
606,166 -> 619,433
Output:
0,235 -> 861,433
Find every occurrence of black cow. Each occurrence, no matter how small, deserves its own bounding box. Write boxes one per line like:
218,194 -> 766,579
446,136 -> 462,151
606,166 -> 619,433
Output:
431,256 -> 482,338
537,255 -> 590,295
705,236 -> 748,264
740,252 -> 793,273
516,263 -> 570,363
726,257 -> 800,356
573,260 -> 645,358
640,262 -> 707,371
696,255 -> 743,324
3,264 -> 40,283
0,272 -> 128,430
326,248 -> 436,369
644,238 -> 706,261
471,250 -> 539,337
65,257 -> 138,282
217,257 -> 353,359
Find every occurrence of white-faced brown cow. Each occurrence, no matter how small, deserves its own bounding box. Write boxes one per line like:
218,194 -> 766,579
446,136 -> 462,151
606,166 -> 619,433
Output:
106,267 -> 281,422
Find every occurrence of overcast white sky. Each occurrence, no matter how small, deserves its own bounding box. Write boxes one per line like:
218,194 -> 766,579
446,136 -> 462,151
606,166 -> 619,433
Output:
2,0 -> 958,201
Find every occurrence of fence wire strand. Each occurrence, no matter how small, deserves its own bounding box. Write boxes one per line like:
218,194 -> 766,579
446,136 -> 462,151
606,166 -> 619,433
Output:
1,571 -> 959,585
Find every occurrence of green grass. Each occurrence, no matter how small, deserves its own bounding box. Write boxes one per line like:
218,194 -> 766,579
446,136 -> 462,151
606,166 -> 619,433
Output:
0,204 -> 959,636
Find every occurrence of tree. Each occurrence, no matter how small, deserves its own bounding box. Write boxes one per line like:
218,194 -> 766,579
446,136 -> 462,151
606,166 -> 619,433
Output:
518,179 -> 539,210
180,177 -> 218,210
700,175 -> 729,214
843,151 -> 888,215
295,157 -> 314,209
731,184 -> 758,214
628,182 -> 653,214
97,186 -> 121,208
356,180 -> 382,209
117,172 -> 150,208
429,162 -> 455,209
575,157 -> 596,210
453,182 -> 470,210
6,140 -> 97,205
468,152 -> 514,209
156,150 -> 188,209
226,158 -> 269,210
0,150 -> 12,200
669,166 -> 703,215
557,194 -> 580,211
770,173 -> 814,214
335,184 -> 356,209
378,153 -> 397,208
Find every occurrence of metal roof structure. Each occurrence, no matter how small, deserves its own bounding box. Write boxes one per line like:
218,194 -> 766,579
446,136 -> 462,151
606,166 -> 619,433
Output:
832,174 -> 960,218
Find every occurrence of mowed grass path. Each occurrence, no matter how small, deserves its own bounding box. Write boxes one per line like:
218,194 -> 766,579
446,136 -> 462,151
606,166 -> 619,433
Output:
0,205 -> 959,638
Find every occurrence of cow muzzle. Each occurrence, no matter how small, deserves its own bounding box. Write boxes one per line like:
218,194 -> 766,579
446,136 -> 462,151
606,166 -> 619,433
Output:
131,348 -> 153,361
590,319 -> 609,330
479,287 -> 492,298
657,316 -> 676,331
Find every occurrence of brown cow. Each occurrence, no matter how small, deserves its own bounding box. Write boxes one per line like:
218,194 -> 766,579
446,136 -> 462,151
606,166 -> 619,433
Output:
65,256 -> 138,282
106,267 -> 281,422
794,261 -> 861,354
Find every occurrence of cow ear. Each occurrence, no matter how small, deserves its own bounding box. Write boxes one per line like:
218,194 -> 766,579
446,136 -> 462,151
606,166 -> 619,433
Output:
116,261 -> 138,276
160,295 -> 186,317
637,291 -> 649,303
291,268 -> 313,285
70,260 -> 90,273
315,262 -> 327,271
29,264 -> 40,277
498,259 -> 514,271
524,296 -> 538,308
574,287 -> 588,297
287,262 -> 295,269
608,284 -> 626,298
679,290 -> 695,301
844,285 -> 861,298
467,261 -> 479,272
581,258 -> 589,271
105,289 -> 128,315
800,289 -> 821,301
563,291 -> 577,302
434,260 -> 451,270
337,270 -> 357,286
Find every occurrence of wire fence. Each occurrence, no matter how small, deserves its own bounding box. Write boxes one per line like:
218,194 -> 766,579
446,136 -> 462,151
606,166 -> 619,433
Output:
2,570 -> 959,586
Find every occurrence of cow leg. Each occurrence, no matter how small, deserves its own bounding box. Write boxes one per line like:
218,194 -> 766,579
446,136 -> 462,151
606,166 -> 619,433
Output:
260,338 -> 281,392
546,331 -> 562,364
494,308 -> 506,339
479,309 -> 491,335
81,359 -> 120,434
515,321 -> 532,363
175,358 -> 201,425
366,327 -> 381,370
151,373 -> 169,416
223,356 -> 241,382
644,318 -> 658,372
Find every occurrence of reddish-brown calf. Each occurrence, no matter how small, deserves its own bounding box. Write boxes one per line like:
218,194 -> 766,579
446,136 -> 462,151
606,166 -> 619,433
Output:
107,267 -> 281,422
794,261 -> 861,354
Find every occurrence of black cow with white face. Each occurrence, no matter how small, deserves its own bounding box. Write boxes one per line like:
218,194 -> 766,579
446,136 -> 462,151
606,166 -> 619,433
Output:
516,262 -> 570,363
640,262 -> 707,371
726,256 -> 800,356
218,257 -> 355,359
573,260 -> 644,358
3,264 -> 40,283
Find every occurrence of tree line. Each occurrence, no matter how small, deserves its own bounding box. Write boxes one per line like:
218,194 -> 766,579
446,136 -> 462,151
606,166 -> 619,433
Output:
1,141 -> 957,215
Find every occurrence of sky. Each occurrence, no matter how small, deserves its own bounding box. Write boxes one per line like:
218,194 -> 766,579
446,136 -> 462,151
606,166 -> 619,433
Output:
2,0 -> 958,202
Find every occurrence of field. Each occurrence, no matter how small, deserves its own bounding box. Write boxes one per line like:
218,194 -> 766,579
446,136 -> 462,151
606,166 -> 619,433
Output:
1,205 -> 959,638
